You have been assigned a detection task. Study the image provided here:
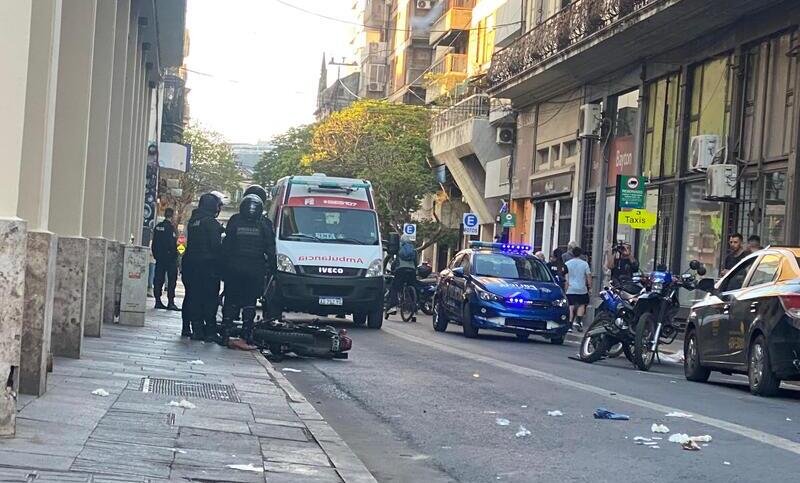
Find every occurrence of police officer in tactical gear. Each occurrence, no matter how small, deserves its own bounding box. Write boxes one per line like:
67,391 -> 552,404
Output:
243,184 -> 268,205
182,192 -> 224,341
152,207 -> 180,311
220,194 -> 276,347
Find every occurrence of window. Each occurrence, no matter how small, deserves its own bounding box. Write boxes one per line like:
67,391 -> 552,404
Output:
535,148 -> 549,171
763,171 -> 787,245
679,183 -> 723,305
533,202 -> 545,252
563,140 -> 578,160
582,196 -> 596,262
607,90 -> 639,187
557,199 -> 572,249
688,55 -> 733,162
721,258 -> 755,292
638,186 -> 675,271
643,73 -> 680,178
551,145 -> 561,163
472,253 -> 552,281
728,177 -> 758,240
472,13 -> 496,69
747,254 -> 781,286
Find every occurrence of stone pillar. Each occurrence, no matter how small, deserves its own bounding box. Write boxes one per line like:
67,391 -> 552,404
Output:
0,0 -> 33,438
116,14 -> 140,242
16,0 -> 61,397
103,241 -> 122,324
49,0 -> 97,359
84,237 -> 108,337
119,245 -> 148,326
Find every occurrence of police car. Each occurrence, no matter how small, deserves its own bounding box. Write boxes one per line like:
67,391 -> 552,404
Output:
432,242 -> 570,344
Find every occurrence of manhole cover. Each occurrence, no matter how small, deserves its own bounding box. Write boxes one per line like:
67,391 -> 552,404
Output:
140,377 -> 241,402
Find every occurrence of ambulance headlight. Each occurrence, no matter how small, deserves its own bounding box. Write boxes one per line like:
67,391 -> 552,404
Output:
365,258 -> 383,278
276,254 -> 296,274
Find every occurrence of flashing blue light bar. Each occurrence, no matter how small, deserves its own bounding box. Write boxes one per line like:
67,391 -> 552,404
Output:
469,241 -> 532,253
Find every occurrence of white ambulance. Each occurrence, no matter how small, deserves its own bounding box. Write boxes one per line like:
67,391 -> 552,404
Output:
267,174 -> 385,328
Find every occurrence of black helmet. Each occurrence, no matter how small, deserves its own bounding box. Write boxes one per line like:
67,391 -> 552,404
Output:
243,184 -> 268,204
239,194 -> 263,221
198,193 -> 221,213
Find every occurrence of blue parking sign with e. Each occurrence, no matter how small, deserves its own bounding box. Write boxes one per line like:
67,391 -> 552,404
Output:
463,213 -> 479,236
403,223 -> 417,240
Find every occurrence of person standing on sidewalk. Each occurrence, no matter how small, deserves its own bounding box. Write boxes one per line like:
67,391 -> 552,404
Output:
564,246 -> 592,332
152,208 -> 180,311
184,193 -> 224,341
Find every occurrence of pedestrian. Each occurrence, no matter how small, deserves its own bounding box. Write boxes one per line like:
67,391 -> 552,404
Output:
386,234 -> 417,317
220,194 -> 276,349
562,241 -> 577,263
722,233 -> 747,276
183,192 -> 224,341
747,234 -> 762,253
564,246 -> 592,332
152,207 -> 180,311
548,248 -> 568,289
534,251 -> 546,261
605,241 -> 639,283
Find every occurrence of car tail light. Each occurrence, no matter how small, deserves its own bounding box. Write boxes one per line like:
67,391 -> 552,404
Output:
779,295 -> 800,319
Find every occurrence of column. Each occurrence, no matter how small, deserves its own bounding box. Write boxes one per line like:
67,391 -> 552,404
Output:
0,0 -> 32,439
17,0 -> 62,397
49,0 -> 97,359
103,0 -> 131,325
83,0 -> 117,338
116,9 -> 139,242
128,55 -> 144,243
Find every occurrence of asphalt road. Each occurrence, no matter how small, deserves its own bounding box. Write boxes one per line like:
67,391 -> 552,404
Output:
274,314 -> 800,483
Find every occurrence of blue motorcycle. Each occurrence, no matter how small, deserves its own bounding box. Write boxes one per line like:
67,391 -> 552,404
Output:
579,277 -> 644,363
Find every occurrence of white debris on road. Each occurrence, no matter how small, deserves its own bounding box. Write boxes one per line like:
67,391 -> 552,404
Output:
723,461 -> 731,465
659,350 -> 684,364
188,360 -> 204,365
691,435 -> 712,443
520,405 -> 528,408
633,436 -> 651,442
226,463 -> 264,473
91,388 -> 109,397
473,373 -> 480,378
547,410 -> 563,417
281,368 -> 302,373
515,426 -> 531,437
682,440 -> 701,451
483,410 -> 498,414
665,411 -> 693,418
168,399 -> 196,409
786,418 -> 792,422
651,424 -> 669,433
668,434 -> 690,444
496,418 -> 510,426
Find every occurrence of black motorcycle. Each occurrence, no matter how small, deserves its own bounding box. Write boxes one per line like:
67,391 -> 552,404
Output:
580,276 -> 646,363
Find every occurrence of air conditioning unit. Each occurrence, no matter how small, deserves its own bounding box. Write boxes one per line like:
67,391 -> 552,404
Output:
367,82 -> 385,92
579,103 -> 602,138
496,127 -> 515,145
706,164 -> 738,201
689,134 -> 720,172
416,0 -> 433,9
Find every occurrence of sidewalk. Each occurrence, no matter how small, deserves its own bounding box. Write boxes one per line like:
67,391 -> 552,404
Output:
0,305 -> 376,483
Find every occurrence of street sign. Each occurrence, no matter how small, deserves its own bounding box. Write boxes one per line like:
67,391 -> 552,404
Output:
403,223 -> 417,241
177,244 -> 185,255
617,209 -> 657,229
501,213 -> 516,228
619,175 -> 646,209
463,213 -> 479,236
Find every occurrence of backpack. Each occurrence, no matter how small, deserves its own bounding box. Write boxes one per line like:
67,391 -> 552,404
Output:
399,242 -> 416,261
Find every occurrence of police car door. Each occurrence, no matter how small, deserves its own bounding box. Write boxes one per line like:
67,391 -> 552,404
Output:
451,254 -> 471,312
442,253 -> 464,314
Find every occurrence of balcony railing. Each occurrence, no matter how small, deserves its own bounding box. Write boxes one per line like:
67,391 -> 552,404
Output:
430,53 -> 467,77
431,93 -> 489,134
425,53 -> 468,103
430,0 -> 475,45
488,0 -> 662,87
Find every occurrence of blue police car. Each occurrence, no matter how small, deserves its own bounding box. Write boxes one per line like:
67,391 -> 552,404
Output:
432,242 -> 570,344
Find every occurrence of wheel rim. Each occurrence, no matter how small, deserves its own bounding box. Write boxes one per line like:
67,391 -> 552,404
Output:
750,343 -> 764,387
640,320 -> 655,366
581,334 -> 600,357
687,335 -> 697,369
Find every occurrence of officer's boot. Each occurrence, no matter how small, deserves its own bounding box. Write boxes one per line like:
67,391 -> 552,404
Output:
190,320 -> 205,341
219,303 -> 238,347
241,306 -> 258,350
181,318 -> 192,338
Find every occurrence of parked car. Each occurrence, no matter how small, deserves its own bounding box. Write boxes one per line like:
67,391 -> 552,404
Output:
432,242 -> 570,343
684,247 -> 800,396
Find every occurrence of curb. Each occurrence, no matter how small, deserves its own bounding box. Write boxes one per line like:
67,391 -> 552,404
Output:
252,351 -> 378,483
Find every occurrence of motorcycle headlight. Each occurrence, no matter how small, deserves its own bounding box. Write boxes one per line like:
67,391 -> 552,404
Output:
475,286 -> 503,302
652,282 -> 664,293
276,254 -> 296,274
552,297 -> 568,308
365,258 -> 383,278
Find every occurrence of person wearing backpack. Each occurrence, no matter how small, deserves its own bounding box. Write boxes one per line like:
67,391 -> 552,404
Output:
386,234 -> 417,317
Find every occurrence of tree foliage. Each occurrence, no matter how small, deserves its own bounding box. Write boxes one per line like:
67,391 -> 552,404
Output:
159,123 -> 242,225
253,125 -> 314,187
304,100 -> 438,233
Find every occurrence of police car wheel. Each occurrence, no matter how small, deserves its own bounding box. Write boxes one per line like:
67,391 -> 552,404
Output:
353,313 -> 367,326
432,300 -> 448,332
461,304 -> 479,338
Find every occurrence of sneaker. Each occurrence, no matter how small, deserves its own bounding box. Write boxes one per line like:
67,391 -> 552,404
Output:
154,300 -> 167,310
573,321 -> 584,333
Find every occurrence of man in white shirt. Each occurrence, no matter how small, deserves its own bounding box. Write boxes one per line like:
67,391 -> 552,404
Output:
564,246 -> 592,332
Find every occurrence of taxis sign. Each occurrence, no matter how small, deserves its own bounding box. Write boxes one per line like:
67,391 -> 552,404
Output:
618,209 -> 657,229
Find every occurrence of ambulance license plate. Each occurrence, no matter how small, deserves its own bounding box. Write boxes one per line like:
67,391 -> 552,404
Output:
319,297 -> 343,306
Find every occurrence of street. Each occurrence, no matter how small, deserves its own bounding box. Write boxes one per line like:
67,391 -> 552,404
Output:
277,315 -> 800,483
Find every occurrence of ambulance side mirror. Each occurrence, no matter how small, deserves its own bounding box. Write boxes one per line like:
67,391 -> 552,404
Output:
387,233 -> 400,255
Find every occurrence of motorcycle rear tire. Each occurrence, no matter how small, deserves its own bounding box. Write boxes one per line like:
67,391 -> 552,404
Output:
634,313 -> 657,371
579,316 -> 612,363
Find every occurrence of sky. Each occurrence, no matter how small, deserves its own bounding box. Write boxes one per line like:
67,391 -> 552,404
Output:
185,0 -> 357,144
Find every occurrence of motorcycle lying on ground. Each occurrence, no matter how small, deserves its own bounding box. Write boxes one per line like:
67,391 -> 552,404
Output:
631,260 -> 706,371
579,275 -> 647,363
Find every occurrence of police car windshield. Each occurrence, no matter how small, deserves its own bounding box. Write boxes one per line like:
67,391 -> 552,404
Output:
280,207 -> 379,245
473,253 -> 552,282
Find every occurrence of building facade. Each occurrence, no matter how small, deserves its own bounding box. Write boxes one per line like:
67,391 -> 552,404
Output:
0,0 -> 186,437
487,0 -> 799,297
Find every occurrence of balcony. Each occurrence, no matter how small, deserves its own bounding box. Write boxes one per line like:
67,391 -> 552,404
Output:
487,0 -> 784,101
425,53 -> 468,103
431,93 -> 488,137
430,0 -> 475,46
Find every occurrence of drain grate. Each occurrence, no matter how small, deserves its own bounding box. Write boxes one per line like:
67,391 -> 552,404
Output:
140,377 -> 241,402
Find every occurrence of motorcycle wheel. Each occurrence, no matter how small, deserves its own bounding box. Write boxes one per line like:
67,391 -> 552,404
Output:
421,299 -> 435,316
622,343 -> 635,364
634,313 -> 657,371
579,316 -> 612,363
607,342 -> 624,358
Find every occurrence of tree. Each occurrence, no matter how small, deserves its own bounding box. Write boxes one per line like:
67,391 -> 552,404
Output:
304,100 -> 438,234
253,125 -> 315,188
159,123 -> 242,225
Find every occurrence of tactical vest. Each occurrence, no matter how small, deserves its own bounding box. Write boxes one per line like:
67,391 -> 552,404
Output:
235,221 -> 266,261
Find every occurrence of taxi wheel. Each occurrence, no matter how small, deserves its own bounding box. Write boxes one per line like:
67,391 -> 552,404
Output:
461,304 -> 479,338
352,313 -> 367,326
748,335 -> 780,396
683,327 -> 710,382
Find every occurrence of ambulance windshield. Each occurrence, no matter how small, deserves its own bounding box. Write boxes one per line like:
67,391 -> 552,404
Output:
279,207 -> 379,246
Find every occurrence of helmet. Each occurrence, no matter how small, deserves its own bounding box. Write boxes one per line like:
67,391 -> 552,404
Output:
198,193 -> 221,213
243,184 -> 268,204
210,190 -> 227,206
239,194 -> 264,221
